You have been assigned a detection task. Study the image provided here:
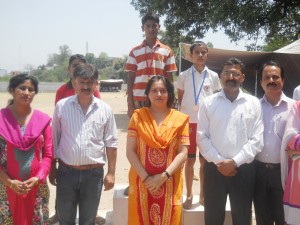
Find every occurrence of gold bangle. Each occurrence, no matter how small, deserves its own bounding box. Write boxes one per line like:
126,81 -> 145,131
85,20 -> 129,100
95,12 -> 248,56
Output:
9,180 -> 14,189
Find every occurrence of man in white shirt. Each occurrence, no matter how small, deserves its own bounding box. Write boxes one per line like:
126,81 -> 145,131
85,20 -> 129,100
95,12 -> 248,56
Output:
51,64 -> 118,224
254,61 -> 294,225
197,58 -> 264,225
292,85 -> 300,100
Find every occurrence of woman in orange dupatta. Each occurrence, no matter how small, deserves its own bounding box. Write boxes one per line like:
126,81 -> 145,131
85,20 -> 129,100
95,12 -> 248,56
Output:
126,75 -> 189,225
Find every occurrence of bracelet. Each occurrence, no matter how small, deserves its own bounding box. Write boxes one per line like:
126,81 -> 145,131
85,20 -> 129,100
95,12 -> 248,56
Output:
142,174 -> 150,183
9,180 -> 14,189
164,170 -> 171,180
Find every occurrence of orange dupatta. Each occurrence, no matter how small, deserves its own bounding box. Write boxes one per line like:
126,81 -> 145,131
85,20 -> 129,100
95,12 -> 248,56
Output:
127,107 -> 189,225
129,107 -> 189,149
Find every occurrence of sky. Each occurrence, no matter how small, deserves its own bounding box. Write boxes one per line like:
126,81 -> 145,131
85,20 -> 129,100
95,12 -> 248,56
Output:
0,0 -> 260,72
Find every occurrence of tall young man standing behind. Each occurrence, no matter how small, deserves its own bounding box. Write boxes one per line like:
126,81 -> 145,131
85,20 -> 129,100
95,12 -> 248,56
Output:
124,12 -> 177,118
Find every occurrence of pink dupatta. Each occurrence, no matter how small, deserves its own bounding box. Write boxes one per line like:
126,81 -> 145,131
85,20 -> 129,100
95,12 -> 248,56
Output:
280,102 -> 300,224
0,107 -> 52,225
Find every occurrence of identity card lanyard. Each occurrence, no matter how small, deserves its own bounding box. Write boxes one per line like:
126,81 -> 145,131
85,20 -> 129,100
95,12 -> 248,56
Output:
145,46 -> 157,81
192,66 -> 207,111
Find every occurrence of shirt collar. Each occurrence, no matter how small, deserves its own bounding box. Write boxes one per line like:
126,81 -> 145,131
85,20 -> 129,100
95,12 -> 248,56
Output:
191,65 -> 208,74
261,92 -> 289,107
219,88 -> 247,101
141,39 -> 161,48
71,95 -> 98,108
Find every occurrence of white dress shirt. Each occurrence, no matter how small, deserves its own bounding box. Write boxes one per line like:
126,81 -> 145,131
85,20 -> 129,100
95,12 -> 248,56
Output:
196,89 -> 264,167
52,95 -> 118,165
256,93 -> 295,163
177,65 -> 221,123
293,85 -> 300,101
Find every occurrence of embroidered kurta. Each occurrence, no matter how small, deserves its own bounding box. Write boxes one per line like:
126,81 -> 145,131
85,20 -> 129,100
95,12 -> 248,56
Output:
127,108 -> 189,225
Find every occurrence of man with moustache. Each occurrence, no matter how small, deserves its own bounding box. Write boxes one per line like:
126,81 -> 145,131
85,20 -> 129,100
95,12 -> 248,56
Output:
197,58 -> 264,225
253,61 -> 294,225
52,64 -> 118,224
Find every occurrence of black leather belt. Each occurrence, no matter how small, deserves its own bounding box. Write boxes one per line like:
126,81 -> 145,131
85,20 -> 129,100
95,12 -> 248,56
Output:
254,160 -> 280,169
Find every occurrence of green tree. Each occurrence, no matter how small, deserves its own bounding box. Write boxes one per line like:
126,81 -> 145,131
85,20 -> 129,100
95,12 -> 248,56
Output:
47,45 -> 72,66
131,0 -> 300,50
85,53 -> 96,65
58,45 -> 72,66
112,56 -> 128,83
95,52 -> 113,69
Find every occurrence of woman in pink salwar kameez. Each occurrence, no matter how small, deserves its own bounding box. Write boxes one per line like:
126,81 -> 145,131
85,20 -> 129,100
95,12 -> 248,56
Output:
0,74 -> 53,225
281,101 -> 300,225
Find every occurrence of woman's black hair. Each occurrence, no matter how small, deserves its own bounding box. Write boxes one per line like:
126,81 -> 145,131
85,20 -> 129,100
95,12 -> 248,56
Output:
145,75 -> 175,108
7,73 -> 38,105
8,73 -> 38,93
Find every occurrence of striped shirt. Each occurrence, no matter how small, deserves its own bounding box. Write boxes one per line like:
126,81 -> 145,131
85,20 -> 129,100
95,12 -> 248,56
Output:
256,93 -> 294,163
124,39 -> 177,101
52,95 -> 118,165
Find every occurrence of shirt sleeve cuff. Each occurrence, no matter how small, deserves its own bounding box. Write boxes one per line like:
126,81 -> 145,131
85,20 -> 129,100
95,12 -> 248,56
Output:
288,134 -> 300,150
232,154 -> 244,167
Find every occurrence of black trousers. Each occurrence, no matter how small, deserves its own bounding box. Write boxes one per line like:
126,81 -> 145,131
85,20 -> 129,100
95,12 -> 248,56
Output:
253,161 -> 284,225
204,161 -> 255,225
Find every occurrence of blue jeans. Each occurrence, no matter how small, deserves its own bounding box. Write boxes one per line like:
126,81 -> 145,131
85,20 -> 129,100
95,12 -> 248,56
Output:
56,163 -> 104,225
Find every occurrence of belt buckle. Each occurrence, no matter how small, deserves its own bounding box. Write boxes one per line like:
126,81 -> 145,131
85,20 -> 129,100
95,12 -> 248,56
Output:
266,164 -> 273,169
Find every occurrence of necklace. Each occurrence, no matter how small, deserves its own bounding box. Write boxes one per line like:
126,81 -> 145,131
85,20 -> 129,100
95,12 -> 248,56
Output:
145,45 -> 157,80
192,66 -> 207,111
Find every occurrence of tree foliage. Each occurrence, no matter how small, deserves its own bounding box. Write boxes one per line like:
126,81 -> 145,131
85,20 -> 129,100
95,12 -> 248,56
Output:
131,0 -> 300,50
0,45 -> 127,83
47,45 -> 72,66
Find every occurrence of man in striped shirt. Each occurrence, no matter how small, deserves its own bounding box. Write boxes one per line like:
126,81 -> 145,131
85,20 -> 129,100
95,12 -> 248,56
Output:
124,12 -> 177,118
51,64 -> 118,224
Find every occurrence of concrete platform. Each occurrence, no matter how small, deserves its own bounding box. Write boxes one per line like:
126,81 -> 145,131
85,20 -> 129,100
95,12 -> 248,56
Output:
182,195 -> 232,225
112,185 -> 233,225
113,184 -> 128,225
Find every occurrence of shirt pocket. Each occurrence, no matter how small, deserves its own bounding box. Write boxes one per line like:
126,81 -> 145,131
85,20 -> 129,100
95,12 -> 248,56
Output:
274,114 -> 284,139
237,112 -> 255,135
89,121 -> 105,140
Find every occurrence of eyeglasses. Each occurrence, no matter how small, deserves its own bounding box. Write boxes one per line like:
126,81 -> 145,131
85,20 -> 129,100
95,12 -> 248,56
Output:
222,71 -> 242,78
150,88 -> 168,95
